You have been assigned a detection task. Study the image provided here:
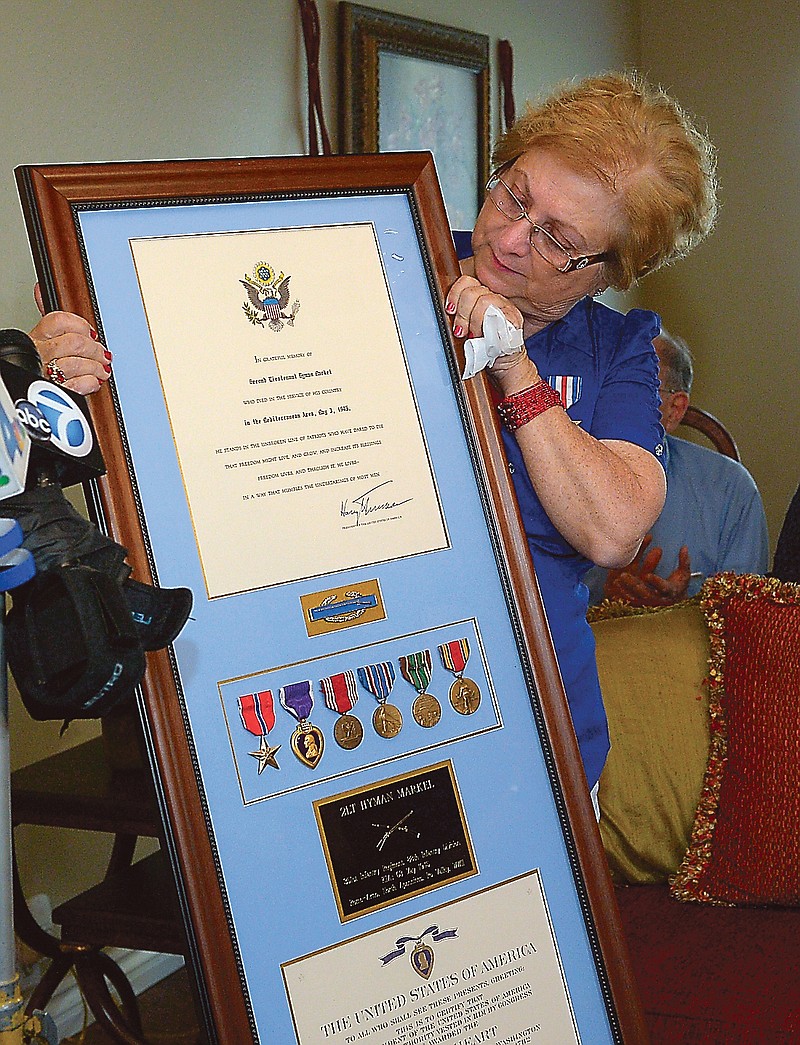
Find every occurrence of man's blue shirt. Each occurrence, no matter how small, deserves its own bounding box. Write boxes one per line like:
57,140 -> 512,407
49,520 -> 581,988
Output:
586,434 -> 769,604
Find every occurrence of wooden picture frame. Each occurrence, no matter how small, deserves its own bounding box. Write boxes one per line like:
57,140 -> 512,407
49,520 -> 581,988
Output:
16,153 -> 644,1044
339,3 -> 490,228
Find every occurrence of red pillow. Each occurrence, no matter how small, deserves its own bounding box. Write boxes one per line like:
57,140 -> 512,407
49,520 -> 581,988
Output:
670,573 -> 800,906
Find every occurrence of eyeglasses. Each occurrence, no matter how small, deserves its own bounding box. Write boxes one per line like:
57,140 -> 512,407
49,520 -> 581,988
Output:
485,173 -> 611,274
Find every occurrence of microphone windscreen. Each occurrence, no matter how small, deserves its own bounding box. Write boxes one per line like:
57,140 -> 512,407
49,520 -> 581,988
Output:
0,329 -> 42,374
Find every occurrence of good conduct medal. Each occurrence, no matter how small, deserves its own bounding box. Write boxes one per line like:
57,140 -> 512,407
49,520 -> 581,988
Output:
279,680 -> 324,768
399,650 -> 441,728
320,670 -> 363,750
439,638 -> 481,715
357,661 -> 402,739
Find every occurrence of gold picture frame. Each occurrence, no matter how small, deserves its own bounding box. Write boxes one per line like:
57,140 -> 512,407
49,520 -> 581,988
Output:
339,2 -> 490,228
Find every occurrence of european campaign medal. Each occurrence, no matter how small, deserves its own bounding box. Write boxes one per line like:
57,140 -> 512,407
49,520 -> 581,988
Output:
399,650 -> 441,728
237,690 -> 281,772
320,670 -> 363,750
439,638 -> 481,715
279,680 -> 324,768
357,661 -> 402,739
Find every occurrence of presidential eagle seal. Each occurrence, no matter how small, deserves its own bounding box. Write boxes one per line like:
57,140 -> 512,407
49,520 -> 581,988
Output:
241,261 -> 300,331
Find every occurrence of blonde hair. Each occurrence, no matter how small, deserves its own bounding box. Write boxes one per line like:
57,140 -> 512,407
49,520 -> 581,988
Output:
493,72 -> 717,290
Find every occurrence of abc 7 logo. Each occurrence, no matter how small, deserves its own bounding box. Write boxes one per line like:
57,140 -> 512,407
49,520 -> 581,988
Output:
15,381 -> 94,458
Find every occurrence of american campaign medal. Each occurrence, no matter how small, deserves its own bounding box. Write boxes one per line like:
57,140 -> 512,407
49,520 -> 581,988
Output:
399,650 -> 441,728
320,670 -> 363,751
279,680 -> 324,768
357,661 -> 402,739
237,690 -> 281,772
439,638 -> 481,715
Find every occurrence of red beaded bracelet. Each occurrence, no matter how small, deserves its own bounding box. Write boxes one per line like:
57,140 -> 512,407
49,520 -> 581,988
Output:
496,382 -> 563,432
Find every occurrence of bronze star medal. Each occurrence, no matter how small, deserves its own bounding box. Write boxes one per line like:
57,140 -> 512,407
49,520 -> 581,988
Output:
248,736 -> 281,773
237,691 -> 281,774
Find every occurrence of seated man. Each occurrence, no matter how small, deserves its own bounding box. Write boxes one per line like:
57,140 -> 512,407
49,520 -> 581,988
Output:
586,328 -> 768,606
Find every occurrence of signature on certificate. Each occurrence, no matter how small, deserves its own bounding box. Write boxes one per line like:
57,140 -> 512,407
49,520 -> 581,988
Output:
340,480 -> 412,526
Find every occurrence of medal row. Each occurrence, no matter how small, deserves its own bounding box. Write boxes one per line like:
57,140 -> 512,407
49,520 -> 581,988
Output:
237,639 -> 481,771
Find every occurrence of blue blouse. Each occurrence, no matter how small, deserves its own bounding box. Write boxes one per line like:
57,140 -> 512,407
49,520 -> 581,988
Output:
453,230 -> 665,787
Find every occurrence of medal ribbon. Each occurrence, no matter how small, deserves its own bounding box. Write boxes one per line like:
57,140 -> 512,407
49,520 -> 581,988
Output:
380,925 -> 460,965
357,662 -> 396,702
439,638 -> 470,677
237,690 -> 276,737
399,650 -> 432,694
279,680 -> 314,723
320,670 -> 359,715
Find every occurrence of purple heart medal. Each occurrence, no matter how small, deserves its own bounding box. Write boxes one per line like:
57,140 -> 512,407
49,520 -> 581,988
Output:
279,680 -> 324,768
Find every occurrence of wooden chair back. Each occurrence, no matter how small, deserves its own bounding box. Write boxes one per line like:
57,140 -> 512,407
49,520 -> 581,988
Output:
679,405 -> 740,462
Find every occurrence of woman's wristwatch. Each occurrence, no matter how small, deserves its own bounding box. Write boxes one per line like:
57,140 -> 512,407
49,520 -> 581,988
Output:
496,381 -> 563,432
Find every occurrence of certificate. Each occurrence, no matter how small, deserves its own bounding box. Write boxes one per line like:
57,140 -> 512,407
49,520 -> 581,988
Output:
283,871 -> 579,1045
131,224 -> 447,596
16,153 -> 646,1044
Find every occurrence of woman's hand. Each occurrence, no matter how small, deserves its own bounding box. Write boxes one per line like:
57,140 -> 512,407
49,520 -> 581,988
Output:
29,283 -> 111,395
446,272 -> 538,394
446,272 -> 523,339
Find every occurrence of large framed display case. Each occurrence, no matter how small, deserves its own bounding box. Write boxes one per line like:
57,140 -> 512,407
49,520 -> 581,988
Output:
16,153 -> 645,1044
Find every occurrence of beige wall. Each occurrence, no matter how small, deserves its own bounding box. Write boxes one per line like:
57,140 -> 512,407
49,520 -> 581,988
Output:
2,0 -> 636,910
637,0 -> 799,544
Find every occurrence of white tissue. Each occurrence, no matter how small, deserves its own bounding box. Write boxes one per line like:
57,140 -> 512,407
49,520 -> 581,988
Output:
461,305 -> 525,380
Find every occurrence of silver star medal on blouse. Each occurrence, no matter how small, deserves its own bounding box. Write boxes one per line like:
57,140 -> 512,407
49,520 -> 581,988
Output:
237,690 -> 281,772
320,670 -> 363,750
279,680 -> 324,768
399,650 -> 441,728
439,638 -> 481,715
357,661 -> 402,739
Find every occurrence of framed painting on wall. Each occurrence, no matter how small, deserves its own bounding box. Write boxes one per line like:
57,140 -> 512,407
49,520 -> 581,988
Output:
15,152 -> 645,1043
339,2 -> 489,229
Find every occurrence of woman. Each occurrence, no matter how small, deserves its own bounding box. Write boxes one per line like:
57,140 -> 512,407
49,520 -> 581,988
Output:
447,72 -> 717,793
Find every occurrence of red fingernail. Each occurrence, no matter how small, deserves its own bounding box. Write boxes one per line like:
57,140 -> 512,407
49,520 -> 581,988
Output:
453,325 -> 464,338
103,349 -> 113,361
103,363 -> 112,373
90,328 -> 99,341
445,300 -> 456,314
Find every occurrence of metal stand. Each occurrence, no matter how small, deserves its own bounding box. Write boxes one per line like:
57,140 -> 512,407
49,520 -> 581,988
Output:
0,520 -> 55,1044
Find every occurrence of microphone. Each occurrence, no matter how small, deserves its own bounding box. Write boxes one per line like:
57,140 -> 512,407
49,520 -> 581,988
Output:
0,329 -> 193,725
0,328 -> 105,489
0,327 -> 40,370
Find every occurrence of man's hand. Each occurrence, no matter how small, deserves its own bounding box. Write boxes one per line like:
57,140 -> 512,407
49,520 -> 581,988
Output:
602,535 -> 692,607
29,283 -> 112,395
